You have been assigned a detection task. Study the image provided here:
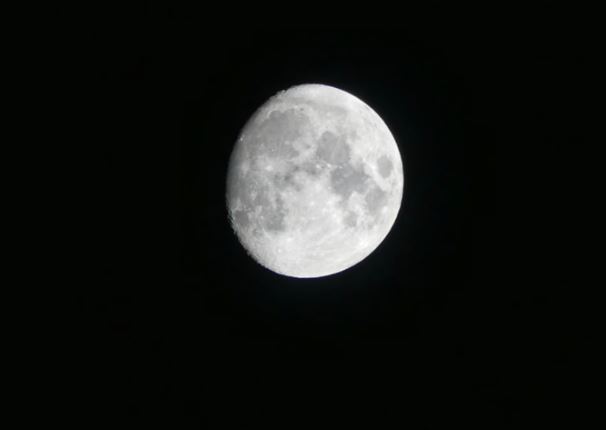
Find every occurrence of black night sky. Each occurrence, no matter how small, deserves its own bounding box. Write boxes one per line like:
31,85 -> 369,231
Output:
81,4 -> 581,428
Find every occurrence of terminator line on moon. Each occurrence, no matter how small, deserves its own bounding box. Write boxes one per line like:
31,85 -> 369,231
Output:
226,84 -> 404,278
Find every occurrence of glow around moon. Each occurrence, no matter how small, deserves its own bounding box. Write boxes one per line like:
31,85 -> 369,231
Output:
226,84 -> 404,278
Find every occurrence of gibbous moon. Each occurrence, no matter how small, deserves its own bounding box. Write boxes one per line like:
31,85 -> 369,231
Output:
226,84 -> 404,278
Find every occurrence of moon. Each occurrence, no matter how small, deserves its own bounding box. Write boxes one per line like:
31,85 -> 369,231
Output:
226,84 -> 404,278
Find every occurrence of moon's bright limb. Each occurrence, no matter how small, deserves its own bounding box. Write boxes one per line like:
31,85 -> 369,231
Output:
226,84 -> 404,278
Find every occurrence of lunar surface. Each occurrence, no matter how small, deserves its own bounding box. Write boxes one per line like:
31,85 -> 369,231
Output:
226,84 -> 404,278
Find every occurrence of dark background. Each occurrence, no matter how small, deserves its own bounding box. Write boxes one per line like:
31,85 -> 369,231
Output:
81,3 -> 580,428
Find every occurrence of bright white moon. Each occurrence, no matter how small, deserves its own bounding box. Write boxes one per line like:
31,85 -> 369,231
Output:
226,84 -> 404,278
